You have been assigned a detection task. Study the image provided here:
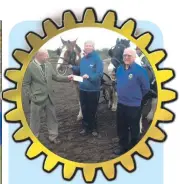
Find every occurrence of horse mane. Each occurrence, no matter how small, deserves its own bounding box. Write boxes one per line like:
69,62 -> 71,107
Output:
119,39 -> 130,48
75,44 -> 81,53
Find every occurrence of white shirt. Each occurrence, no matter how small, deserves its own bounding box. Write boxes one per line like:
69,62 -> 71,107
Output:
135,54 -> 143,66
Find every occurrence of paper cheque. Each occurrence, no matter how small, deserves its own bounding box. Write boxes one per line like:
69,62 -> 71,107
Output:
73,75 -> 83,82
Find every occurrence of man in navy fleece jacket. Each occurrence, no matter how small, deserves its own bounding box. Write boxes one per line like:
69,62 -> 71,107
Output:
71,40 -> 103,136
114,47 -> 150,155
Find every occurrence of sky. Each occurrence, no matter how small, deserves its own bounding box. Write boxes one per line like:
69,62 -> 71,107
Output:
41,27 -> 136,51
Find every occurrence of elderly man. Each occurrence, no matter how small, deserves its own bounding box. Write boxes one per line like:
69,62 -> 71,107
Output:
23,49 -> 71,144
70,40 -> 103,136
114,47 -> 150,155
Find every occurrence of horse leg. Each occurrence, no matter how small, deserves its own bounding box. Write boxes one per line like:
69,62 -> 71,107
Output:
111,88 -> 117,111
77,101 -> 83,121
146,98 -> 158,122
107,87 -> 112,109
140,115 -> 143,134
74,81 -> 83,121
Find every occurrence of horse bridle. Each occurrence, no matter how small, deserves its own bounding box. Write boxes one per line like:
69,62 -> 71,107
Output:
109,45 -> 125,66
58,48 -> 78,66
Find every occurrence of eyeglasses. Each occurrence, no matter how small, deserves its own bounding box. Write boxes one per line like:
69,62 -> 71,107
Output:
123,54 -> 132,58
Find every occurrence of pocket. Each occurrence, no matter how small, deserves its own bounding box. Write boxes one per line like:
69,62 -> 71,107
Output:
33,89 -> 42,95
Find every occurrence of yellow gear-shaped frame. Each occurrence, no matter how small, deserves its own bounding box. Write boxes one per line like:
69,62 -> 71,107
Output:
3,8 -> 177,183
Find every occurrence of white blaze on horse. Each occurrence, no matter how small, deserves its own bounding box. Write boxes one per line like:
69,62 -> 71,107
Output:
55,38 -> 83,121
106,38 -> 158,133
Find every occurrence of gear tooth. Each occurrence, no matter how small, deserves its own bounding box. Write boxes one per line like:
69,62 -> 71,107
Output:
134,28 -> 142,37
5,70 -> 23,83
26,32 -> 43,50
148,50 -> 166,65
43,19 -> 58,37
13,49 -> 29,64
102,163 -> 115,180
120,154 -> 135,171
5,108 -> 20,122
43,156 -> 58,171
157,69 -> 174,83
62,163 -> 76,180
136,143 -> 152,159
83,9 -> 96,24
26,143 -> 42,158
160,89 -> 176,102
149,126 -> 166,141
136,33 -> 153,49
83,165 -> 96,182
14,127 -> 29,141
156,108 -> 174,121
120,19 -> 135,35
102,11 -> 116,27
3,11 -> 176,180
3,89 -> 19,102
63,11 -> 76,29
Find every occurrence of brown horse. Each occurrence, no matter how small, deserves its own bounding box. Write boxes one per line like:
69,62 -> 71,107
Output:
55,38 -> 83,121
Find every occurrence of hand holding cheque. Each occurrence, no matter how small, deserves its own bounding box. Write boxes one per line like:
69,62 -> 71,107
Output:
68,74 -> 90,82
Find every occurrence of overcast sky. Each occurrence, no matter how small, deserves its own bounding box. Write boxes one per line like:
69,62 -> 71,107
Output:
41,27 -> 136,50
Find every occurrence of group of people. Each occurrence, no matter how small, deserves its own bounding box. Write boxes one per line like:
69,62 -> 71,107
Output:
23,40 -> 150,156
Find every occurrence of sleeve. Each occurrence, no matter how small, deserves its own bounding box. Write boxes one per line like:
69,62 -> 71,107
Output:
50,63 -> 69,82
89,57 -> 103,82
72,65 -> 80,75
139,68 -> 150,97
22,65 -> 32,99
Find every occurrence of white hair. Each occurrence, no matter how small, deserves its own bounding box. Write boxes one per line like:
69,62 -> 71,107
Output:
84,40 -> 95,47
34,48 -> 49,59
37,48 -> 49,54
124,47 -> 136,58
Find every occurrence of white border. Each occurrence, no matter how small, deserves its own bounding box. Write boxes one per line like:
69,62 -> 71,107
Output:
0,1 -> 180,184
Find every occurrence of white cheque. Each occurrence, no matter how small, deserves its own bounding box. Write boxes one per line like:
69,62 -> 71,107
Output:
73,75 -> 83,82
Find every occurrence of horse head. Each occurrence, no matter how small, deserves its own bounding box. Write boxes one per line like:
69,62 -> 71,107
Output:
108,38 -> 130,69
56,38 -> 82,73
107,39 -> 130,78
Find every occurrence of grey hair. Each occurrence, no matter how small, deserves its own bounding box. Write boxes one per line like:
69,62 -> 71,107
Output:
37,48 -> 49,54
34,48 -> 49,57
124,47 -> 136,58
84,40 -> 95,47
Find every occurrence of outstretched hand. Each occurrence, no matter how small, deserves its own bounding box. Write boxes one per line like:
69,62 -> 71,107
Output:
68,64 -> 73,69
68,74 -> 74,81
82,74 -> 89,79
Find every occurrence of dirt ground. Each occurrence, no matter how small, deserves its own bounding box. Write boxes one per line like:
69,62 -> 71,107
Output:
22,61 -> 149,163
38,81 -> 119,163
22,61 -> 123,163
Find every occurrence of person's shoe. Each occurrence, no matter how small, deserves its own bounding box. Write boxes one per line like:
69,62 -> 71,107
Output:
79,129 -> 88,136
49,137 -> 61,144
92,131 -> 98,137
113,147 -> 127,156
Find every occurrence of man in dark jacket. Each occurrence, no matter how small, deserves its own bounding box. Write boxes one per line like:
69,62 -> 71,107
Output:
70,40 -> 103,136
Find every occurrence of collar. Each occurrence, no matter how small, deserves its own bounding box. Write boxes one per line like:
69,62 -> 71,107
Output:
85,50 -> 95,58
124,62 -> 136,70
34,59 -> 41,65
34,59 -> 46,66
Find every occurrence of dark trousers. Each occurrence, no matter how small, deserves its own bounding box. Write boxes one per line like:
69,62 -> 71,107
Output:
80,90 -> 100,132
116,103 -> 141,151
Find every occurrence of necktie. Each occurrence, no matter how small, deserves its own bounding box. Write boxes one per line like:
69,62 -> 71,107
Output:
40,64 -> 45,75
40,64 -> 46,83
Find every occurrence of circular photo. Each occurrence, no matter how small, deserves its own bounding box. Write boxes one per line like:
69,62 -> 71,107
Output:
21,27 -> 157,163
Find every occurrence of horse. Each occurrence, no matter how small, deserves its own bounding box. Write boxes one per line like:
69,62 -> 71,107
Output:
106,38 -> 158,133
107,39 -> 130,111
55,38 -> 84,121
54,38 -> 114,121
